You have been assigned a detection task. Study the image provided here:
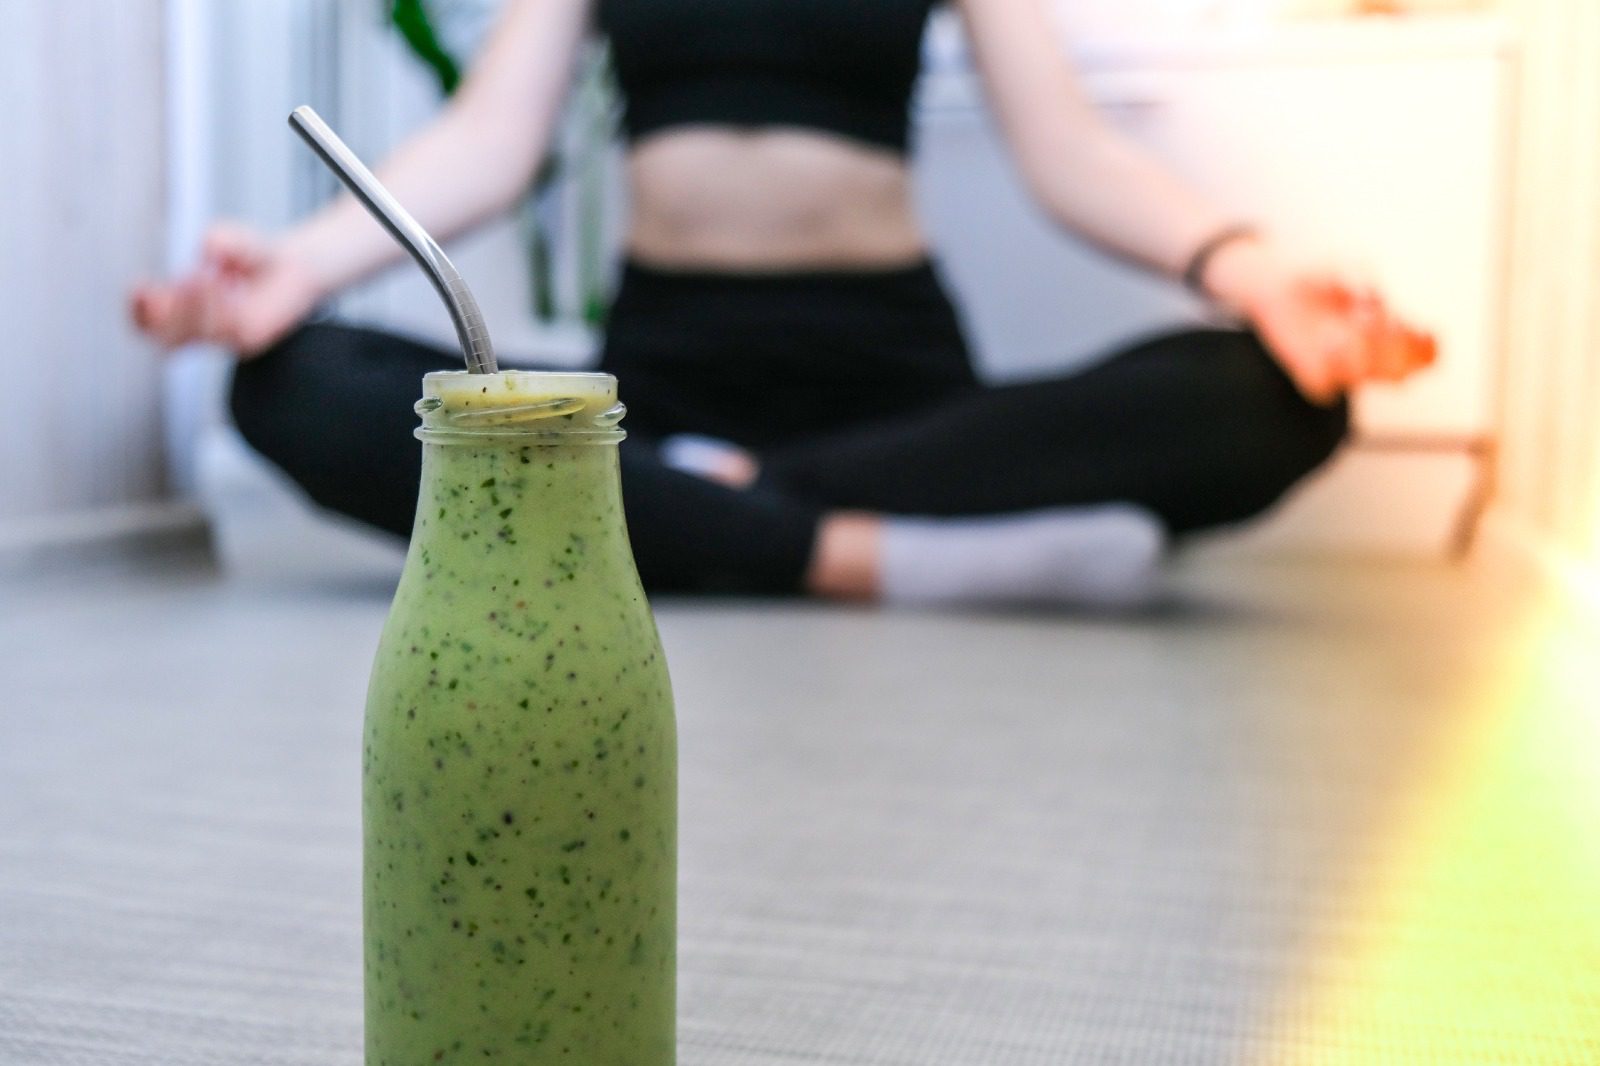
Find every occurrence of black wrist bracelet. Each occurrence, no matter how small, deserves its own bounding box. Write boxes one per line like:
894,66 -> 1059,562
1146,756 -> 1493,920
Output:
1182,224 -> 1260,299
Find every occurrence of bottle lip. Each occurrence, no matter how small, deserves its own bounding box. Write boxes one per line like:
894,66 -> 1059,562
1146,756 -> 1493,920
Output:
415,370 -> 626,444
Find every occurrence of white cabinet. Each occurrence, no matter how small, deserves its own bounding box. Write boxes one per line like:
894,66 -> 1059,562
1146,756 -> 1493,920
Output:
913,16 -> 1514,554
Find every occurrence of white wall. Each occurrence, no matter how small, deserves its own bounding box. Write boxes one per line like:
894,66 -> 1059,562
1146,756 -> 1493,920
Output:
1,1 -> 170,542
1056,0 -> 1492,34
1492,0 -> 1600,574
160,0 -> 343,498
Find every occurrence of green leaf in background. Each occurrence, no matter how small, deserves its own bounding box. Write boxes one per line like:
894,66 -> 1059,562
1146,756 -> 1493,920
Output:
390,0 -> 461,96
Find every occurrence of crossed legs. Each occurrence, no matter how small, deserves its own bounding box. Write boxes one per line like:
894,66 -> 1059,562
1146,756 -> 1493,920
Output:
230,323 -> 1347,601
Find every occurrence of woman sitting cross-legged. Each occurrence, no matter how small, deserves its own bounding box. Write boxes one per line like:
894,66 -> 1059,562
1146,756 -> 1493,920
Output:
131,0 -> 1435,608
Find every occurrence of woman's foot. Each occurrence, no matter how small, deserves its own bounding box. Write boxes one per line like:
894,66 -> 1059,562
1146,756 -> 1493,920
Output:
807,505 -> 1166,610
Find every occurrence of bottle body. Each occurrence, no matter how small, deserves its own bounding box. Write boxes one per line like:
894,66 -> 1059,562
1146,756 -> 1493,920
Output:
363,374 -> 675,1064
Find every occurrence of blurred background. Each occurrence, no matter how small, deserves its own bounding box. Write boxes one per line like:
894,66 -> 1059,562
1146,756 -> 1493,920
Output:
4,1 -> 1599,1063
5,0 -> 1597,581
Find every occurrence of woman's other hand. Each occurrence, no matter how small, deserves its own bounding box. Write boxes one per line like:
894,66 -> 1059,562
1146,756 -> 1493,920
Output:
127,0 -> 593,360
1202,239 -> 1437,405
129,222 -> 324,358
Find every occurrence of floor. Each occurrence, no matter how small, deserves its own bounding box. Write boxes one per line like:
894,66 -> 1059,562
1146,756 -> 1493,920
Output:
3,510 -> 1599,1063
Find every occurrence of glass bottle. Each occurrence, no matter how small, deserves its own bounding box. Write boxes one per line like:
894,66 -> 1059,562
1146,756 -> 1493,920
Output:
363,370 -> 675,1064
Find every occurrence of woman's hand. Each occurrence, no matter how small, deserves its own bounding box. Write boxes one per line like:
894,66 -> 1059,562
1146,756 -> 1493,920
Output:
129,222 -> 325,358
1201,238 -> 1437,405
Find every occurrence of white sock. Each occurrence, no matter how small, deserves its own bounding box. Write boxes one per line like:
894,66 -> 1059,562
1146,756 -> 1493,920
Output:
659,434 -> 757,488
879,504 -> 1165,610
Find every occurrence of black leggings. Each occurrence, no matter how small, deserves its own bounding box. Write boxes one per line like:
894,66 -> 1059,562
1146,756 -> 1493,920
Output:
231,261 -> 1347,593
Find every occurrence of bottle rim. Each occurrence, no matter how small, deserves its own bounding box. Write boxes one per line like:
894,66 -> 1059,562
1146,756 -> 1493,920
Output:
414,369 -> 627,445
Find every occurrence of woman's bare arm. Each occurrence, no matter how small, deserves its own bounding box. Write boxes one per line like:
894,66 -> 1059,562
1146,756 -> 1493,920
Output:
955,0 -> 1436,402
130,0 -> 592,354
954,0 -> 1232,280
285,0 -> 593,295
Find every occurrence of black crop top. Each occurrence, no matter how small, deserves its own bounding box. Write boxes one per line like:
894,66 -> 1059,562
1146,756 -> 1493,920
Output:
596,0 -> 939,154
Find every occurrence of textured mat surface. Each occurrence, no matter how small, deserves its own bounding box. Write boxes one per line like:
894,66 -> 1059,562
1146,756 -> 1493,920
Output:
3,556 -> 1597,1063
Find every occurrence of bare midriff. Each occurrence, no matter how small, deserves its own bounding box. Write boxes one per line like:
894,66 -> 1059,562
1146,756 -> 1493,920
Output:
624,127 -> 929,271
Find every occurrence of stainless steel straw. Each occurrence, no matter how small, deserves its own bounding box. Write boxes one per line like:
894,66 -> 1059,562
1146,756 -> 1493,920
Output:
288,105 -> 498,374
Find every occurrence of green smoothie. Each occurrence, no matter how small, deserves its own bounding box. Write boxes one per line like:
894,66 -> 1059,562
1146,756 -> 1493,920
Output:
363,371 -> 676,1064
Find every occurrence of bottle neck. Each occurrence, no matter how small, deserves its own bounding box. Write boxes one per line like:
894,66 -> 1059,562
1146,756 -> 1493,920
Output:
408,439 -> 636,591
